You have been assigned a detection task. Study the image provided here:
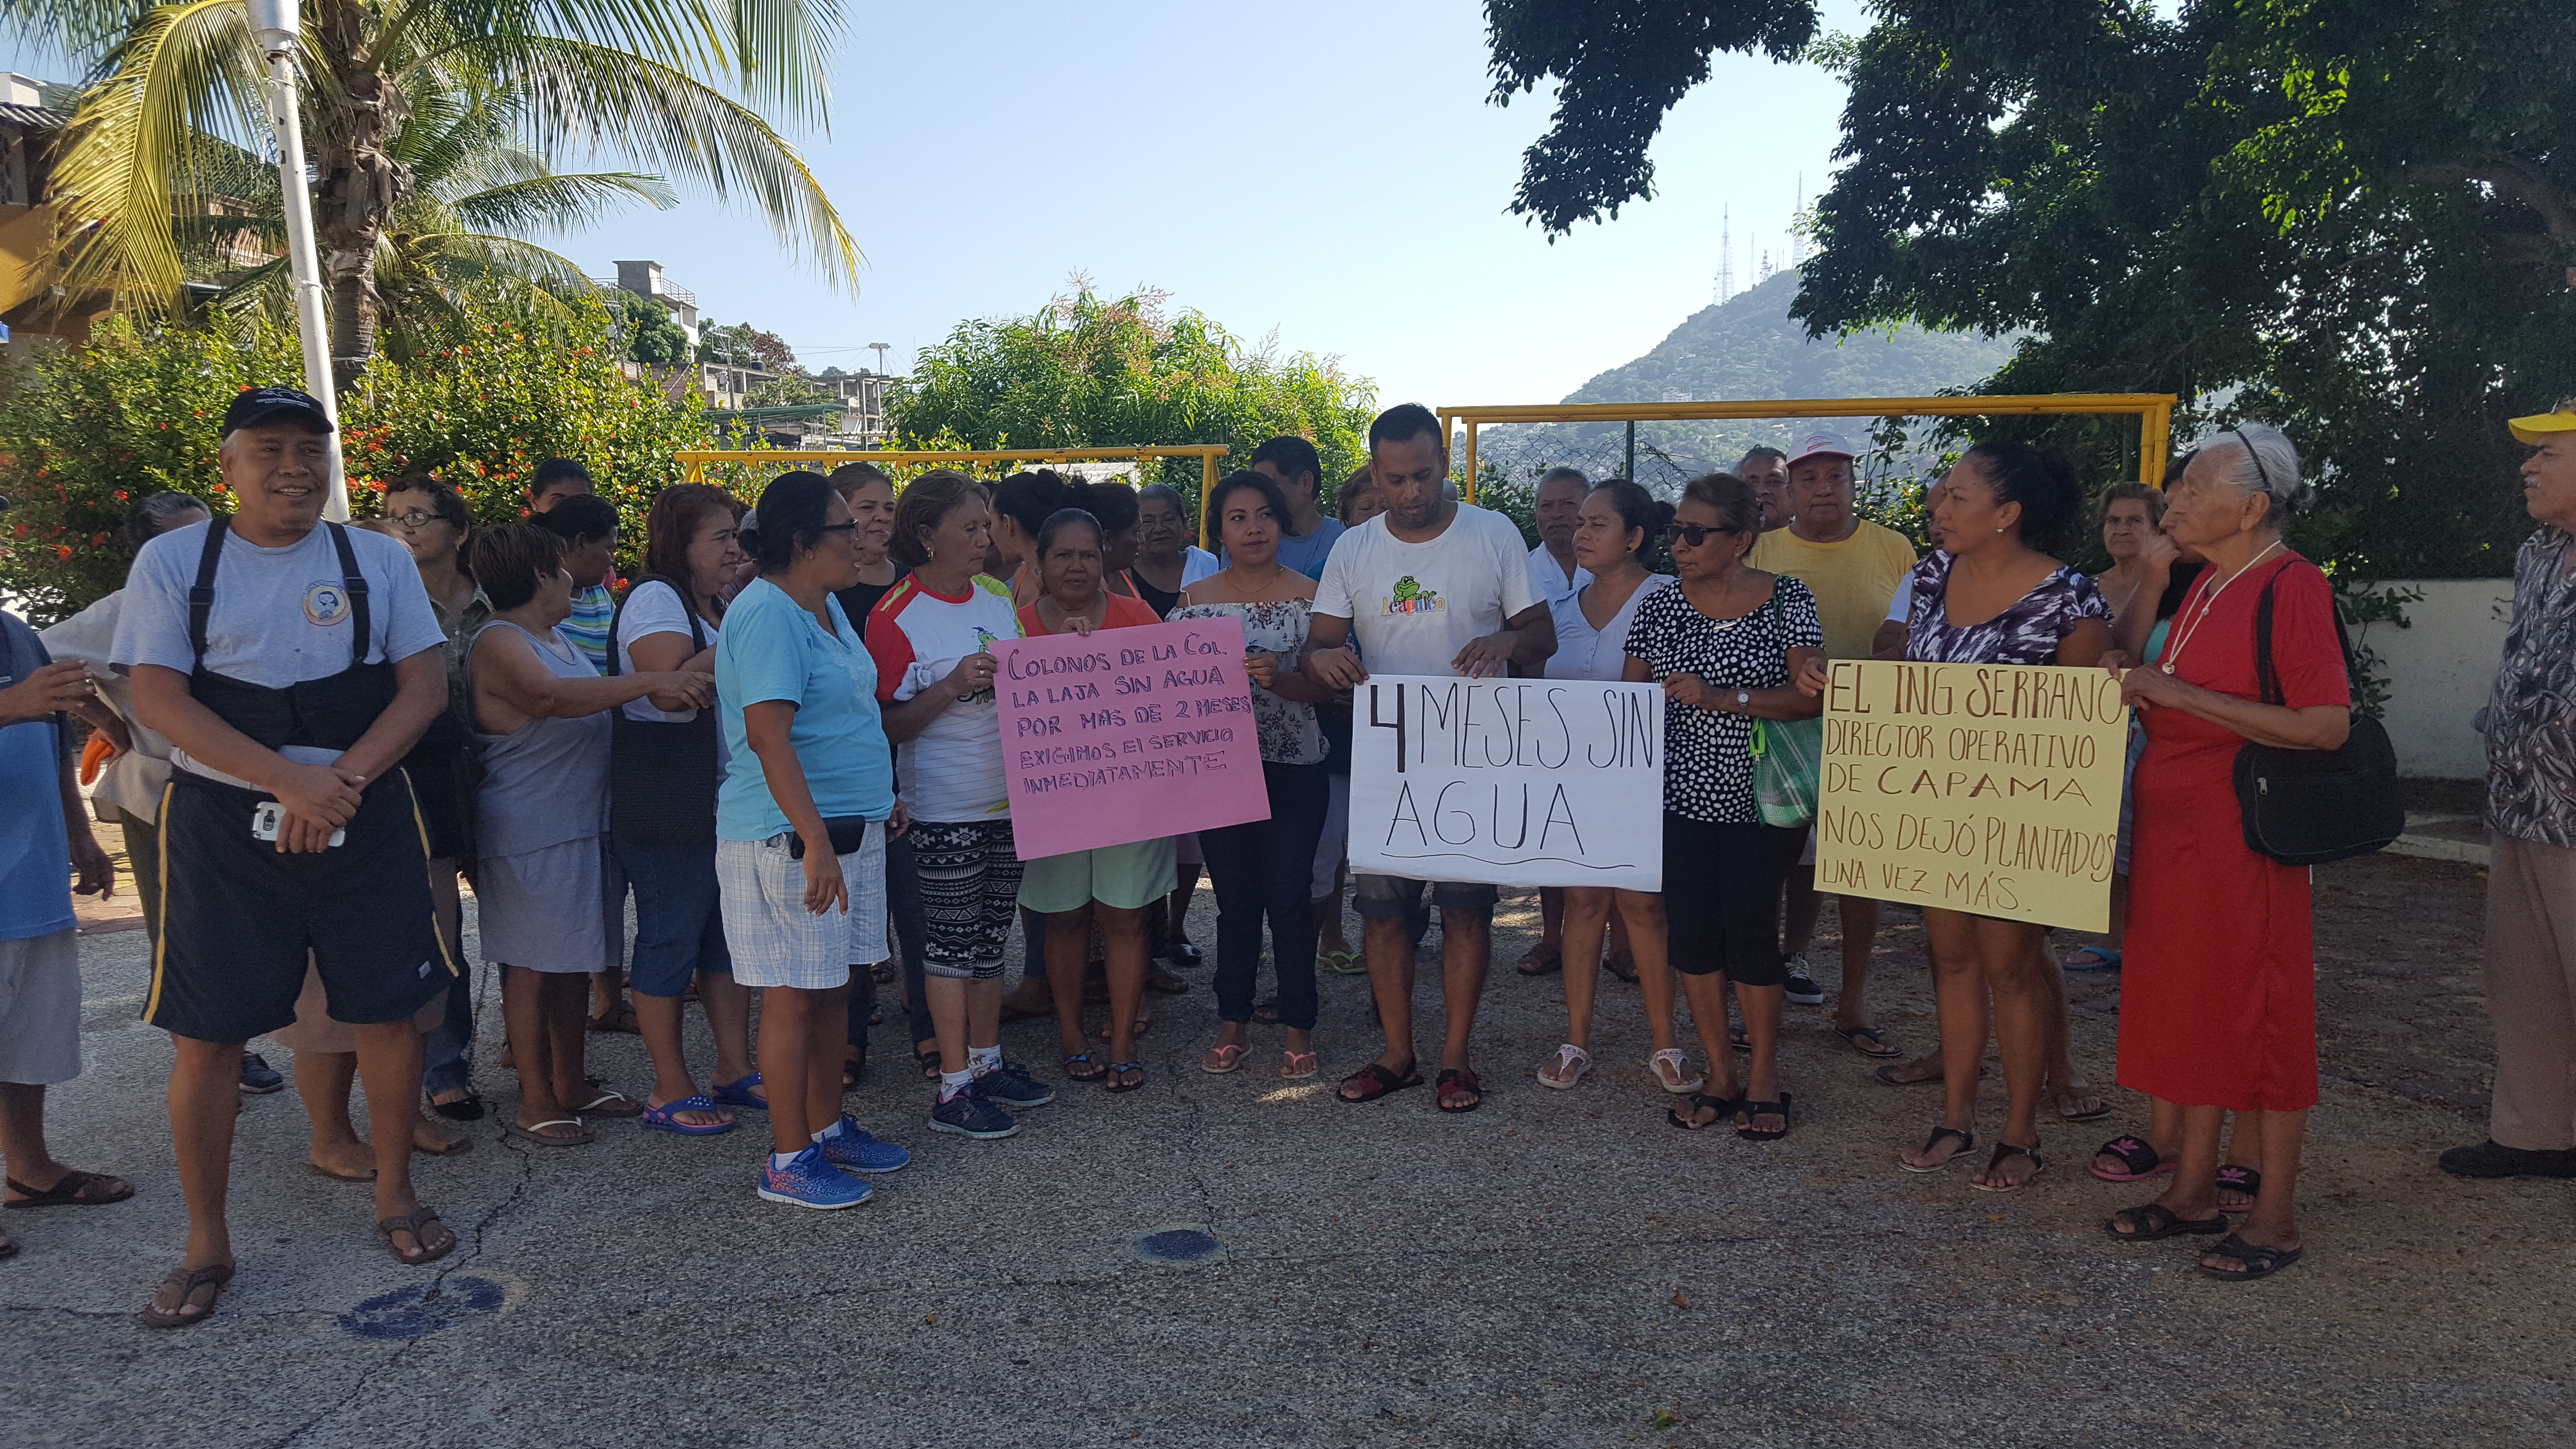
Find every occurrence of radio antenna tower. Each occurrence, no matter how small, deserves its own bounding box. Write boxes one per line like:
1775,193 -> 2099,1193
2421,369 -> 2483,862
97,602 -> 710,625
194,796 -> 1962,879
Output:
1717,207 -> 1734,304
1790,173 -> 1807,270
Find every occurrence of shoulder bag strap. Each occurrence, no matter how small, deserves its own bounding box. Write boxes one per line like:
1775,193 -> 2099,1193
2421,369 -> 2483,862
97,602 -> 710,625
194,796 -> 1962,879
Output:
324,522 -> 371,668
187,516 -> 230,671
2254,559 -> 2361,709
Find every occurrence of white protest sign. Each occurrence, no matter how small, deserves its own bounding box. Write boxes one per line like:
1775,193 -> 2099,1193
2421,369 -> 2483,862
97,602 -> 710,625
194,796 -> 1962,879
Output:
1347,674 -> 1665,891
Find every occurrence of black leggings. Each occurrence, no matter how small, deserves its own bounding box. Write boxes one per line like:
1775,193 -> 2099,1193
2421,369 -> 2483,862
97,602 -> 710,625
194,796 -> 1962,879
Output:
1661,814 -> 1801,984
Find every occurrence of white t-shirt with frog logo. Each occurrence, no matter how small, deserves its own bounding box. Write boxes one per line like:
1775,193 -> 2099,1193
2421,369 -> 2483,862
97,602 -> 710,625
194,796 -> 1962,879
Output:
1312,503 -> 1539,678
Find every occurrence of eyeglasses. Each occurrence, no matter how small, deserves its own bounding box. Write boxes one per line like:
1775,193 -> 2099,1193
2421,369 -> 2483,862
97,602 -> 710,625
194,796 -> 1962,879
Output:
1672,524 -> 1742,548
384,510 -> 441,530
820,522 -> 859,536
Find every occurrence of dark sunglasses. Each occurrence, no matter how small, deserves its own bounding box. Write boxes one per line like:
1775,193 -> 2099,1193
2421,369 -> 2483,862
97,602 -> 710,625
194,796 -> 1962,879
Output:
1672,524 -> 1742,548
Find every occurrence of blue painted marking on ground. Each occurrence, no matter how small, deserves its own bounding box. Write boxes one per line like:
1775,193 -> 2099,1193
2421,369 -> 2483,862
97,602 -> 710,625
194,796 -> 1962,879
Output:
338,1275 -> 506,1338
1134,1228 -> 1221,1264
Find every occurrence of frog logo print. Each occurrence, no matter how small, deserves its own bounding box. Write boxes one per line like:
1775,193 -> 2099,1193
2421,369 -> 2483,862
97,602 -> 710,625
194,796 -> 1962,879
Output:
1381,576 -> 1444,617
303,580 -> 353,627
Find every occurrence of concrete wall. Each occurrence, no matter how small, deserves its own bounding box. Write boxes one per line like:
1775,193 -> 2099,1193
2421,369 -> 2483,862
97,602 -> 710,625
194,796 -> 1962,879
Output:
2359,578 -> 2516,780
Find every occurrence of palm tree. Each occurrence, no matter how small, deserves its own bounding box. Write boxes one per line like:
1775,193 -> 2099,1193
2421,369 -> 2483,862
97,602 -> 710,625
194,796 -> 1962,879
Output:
187,77 -> 682,346
19,0 -> 857,372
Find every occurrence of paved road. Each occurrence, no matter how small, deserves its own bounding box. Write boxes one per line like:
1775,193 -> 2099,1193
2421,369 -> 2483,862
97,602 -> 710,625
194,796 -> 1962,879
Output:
2,854 -> 2560,1447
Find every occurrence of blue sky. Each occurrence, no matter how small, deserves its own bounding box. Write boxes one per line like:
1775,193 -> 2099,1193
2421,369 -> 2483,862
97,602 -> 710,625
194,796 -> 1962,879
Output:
8,0 -> 1864,408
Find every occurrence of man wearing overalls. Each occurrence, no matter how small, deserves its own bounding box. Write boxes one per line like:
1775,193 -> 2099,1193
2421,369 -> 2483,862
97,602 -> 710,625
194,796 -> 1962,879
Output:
113,387 -> 459,1328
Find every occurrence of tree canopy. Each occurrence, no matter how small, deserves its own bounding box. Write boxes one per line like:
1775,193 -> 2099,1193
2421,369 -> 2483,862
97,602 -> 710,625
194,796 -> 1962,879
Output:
1485,0 -> 2576,576
891,284 -> 1378,507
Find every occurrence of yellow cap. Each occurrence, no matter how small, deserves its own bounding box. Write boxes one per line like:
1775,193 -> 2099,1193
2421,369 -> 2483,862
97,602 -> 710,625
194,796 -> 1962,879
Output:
2510,400 -> 2576,446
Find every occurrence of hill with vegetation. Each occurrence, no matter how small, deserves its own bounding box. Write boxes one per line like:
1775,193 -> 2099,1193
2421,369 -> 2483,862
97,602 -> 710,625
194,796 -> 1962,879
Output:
1475,269 -> 2018,489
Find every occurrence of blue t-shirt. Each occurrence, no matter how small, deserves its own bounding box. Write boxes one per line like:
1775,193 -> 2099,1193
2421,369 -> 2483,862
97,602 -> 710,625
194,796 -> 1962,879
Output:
715,577 -> 896,842
0,612 -> 73,942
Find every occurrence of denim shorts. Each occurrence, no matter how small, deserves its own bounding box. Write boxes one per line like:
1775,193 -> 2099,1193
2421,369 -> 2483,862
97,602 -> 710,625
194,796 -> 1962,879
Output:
1352,873 -> 1497,919
616,834 -> 732,998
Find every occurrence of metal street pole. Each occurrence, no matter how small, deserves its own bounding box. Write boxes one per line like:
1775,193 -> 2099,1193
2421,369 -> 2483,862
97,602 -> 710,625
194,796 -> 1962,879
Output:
242,0 -> 348,519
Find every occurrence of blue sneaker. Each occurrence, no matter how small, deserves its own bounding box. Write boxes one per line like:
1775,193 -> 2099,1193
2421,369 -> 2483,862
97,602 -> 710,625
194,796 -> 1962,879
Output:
973,1062 -> 1056,1109
928,1090 -> 1019,1140
816,1114 -> 911,1173
757,1145 -> 872,1209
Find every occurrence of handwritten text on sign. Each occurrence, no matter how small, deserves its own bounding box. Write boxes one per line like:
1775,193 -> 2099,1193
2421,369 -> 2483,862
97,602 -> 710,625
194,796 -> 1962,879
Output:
993,615 -> 1270,859
1348,675 -> 1665,891
1814,660 -> 2128,931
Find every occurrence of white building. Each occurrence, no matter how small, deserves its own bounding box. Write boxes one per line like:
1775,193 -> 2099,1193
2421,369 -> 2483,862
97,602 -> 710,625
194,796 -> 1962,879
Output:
612,259 -> 698,349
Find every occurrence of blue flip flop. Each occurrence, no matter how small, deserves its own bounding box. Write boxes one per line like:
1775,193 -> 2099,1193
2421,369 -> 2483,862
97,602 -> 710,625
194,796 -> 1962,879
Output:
640,1094 -> 736,1136
710,1074 -> 769,1110
2062,946 -> 2122,972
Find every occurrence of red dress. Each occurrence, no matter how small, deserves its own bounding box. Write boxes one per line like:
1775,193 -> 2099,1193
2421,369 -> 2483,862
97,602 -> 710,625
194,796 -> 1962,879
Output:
2117,554 -> 2349,1112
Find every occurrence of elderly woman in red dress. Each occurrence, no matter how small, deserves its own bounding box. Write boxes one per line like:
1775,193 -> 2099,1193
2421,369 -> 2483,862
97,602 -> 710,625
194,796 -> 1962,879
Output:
2107,424 -> 2349,1281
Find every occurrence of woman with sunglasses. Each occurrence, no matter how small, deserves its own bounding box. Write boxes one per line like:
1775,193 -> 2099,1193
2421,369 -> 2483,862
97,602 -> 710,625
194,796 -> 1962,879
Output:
1621,473 -> 1826,1139
715,473 -> 913,1206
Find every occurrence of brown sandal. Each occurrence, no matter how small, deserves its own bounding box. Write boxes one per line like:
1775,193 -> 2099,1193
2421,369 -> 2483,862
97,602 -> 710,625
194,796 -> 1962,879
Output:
137,1262 -> 235,1329
377,1206 -> 457,1266
5,1169 -> 135,1208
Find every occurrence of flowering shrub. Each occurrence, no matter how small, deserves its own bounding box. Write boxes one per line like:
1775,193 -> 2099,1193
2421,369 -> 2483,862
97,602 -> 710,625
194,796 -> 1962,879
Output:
0,293 -> 721,623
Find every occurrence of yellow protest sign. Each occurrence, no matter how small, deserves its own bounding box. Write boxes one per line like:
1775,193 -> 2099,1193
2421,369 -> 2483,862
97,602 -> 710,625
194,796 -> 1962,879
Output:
1813,660 -> 2129,932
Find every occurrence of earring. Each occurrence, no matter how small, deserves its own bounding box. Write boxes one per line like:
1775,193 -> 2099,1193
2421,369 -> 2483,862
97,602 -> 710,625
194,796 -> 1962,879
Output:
1996,525 -> 2007,532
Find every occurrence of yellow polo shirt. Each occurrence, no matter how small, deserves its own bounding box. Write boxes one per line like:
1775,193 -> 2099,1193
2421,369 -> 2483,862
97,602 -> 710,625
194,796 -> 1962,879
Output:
1749,519 -> 1919,659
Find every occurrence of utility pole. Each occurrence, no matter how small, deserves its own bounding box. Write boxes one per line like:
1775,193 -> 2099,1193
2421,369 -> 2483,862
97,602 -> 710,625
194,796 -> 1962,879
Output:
1624,420 -> 1636,483
242,0 -> 347,519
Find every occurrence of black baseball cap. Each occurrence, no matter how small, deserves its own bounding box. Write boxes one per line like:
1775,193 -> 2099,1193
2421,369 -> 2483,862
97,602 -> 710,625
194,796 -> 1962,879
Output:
222,386 -> 336,436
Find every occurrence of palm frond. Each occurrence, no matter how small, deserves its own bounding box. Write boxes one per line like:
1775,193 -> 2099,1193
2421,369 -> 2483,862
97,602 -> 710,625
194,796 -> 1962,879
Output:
383,0 -> 842,129
0,0 -> 159,73
486,35 -> 860,285
47,0 -> 273,307
448,170 -> 676,233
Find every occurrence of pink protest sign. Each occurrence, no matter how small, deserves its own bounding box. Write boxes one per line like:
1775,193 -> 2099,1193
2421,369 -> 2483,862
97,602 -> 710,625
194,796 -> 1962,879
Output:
993,614 -> 1271,859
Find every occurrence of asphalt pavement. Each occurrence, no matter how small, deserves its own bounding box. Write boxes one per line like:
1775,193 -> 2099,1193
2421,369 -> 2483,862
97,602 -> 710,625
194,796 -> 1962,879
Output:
2,855 -> 2564,1447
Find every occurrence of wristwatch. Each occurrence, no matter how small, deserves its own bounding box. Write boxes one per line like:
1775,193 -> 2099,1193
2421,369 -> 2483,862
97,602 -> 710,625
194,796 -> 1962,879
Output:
1734,689 -> 1752,711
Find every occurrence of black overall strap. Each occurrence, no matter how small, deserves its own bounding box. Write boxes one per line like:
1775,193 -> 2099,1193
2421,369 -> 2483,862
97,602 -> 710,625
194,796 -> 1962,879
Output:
604,576 -> 705,678
323,521 -> 371,669
187,516 -> 231,672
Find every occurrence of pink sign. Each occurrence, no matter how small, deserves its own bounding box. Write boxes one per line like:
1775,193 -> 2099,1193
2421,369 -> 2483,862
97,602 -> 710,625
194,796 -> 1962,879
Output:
993,614 -> 1271,859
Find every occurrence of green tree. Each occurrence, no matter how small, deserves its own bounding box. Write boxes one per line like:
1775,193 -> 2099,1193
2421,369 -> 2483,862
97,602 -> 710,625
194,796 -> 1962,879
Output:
1484,0 -> 2576,577
613,290 -> 693,367
892,283 -> 1377,508
0,291 -> 718,620
24,0 -> 858,368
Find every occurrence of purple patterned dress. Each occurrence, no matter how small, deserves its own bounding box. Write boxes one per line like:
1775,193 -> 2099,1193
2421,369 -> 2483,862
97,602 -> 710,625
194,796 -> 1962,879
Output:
1902,549 -> 2112,664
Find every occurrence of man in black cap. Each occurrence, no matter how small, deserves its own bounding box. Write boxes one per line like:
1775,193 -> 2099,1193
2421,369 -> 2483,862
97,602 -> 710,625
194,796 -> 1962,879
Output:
112,386 -> 460,1328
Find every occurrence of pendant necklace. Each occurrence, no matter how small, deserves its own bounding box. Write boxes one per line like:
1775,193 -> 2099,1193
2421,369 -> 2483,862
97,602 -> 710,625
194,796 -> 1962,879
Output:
2157,540 -> 2283,675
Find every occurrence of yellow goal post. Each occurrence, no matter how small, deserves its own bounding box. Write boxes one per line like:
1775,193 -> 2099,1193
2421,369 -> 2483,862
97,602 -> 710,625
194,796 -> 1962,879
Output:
675,445 -> 1235,547
1435,394 -> 2179,501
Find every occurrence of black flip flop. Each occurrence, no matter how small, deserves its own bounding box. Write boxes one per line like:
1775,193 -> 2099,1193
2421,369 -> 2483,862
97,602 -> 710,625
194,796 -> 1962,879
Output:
2199,1233 -> 2304,1281
1899,1125 -> 1976,1173
1970,1141 -> 2045,1193
1833,1024 -> 1901,1058
1734,1093 -> 1793,1142
1666,1092 -> 1740,1132
2103,1203 -> 2229,1240
2214,1164 -> 2263,1212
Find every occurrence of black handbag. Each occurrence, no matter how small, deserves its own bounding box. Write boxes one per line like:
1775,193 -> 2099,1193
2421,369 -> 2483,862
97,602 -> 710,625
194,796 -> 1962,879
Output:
2231,568 -> 2405,866
605,577 -> 721,849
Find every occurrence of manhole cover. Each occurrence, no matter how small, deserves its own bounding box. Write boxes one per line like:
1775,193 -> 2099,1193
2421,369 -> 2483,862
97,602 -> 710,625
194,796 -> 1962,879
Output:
1133,1225 -> 1223,1266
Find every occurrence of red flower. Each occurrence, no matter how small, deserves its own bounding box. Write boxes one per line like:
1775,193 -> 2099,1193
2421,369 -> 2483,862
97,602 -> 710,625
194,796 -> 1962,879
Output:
54,545 -> 71,560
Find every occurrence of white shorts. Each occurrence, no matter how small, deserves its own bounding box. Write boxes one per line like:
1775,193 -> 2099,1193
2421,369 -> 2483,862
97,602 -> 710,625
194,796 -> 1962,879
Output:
0,930 -> 82,1086
717,826 -> 888,991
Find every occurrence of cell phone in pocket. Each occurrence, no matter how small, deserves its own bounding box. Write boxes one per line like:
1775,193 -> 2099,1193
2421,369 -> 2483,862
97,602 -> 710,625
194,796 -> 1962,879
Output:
251,802 -> 345,849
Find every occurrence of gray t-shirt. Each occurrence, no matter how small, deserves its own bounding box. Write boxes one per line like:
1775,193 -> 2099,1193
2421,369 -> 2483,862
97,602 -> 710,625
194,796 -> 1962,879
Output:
112,517 -> 445,784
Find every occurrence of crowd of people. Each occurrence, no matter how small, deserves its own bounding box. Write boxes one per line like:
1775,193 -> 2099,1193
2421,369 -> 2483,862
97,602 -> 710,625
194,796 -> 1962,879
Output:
1,385 -> 2571,1326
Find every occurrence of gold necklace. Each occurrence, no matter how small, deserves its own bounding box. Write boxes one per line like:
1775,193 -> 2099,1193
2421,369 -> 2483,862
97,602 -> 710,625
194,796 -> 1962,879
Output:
2158,540 -> 2284,675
